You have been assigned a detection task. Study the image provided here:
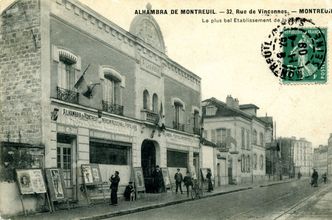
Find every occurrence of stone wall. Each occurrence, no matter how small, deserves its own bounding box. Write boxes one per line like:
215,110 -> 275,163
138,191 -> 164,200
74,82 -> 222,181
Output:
0,0 -> 42,144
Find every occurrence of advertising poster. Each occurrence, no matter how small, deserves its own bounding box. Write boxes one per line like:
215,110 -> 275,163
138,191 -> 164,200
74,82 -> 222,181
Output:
81,164 -> 102,185
45,168 -> 66,201
133,167 -> 145,191
16,169 -> 47,195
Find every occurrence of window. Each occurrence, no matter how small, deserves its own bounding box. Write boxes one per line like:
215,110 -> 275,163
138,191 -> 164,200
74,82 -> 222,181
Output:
253,129 -> 257,145
90,140 -> 130,165
246,130 -> 250,149
260,132 -> 264,146
167,150 -> 188,167
53,47 -> 80,90
260,155 -> 264,170
143,90 -> 150,110
253,154 -> 257,169
174,102 -> 184,130
211,130 -> 216,143
100,66 -> 124,115
193,110 -> 200,129
247,155 -> 250,172
203,130 -> 207,138
241,128 -> 245,149
206,106 -> 217,116
58,57 -> 76,90
241,154 -> 245,172
152,93 -> 158,112
103,77 -> 120,104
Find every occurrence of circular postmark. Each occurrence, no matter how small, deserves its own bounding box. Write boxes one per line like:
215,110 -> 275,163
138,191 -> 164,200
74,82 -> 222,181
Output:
261,17 -> 327,82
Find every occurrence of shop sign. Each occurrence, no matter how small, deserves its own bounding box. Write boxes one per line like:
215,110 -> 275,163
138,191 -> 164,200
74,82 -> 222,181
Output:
53,107 -> 138,135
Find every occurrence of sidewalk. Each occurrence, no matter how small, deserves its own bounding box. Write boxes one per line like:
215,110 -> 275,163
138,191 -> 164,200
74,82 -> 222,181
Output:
12,178 -> 296,220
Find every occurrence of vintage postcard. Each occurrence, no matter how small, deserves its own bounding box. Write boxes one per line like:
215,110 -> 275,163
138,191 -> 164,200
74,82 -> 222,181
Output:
0,0 -> 332,219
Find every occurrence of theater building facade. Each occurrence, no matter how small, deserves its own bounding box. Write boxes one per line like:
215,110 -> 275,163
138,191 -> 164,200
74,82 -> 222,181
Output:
0,0 -> 201,214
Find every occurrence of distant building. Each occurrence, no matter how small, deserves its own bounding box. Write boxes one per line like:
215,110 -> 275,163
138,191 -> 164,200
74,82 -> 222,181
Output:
277,137 -> 313,178
313,145 -> 328,175
202,96 -> 273,185
328,134 -> 332,176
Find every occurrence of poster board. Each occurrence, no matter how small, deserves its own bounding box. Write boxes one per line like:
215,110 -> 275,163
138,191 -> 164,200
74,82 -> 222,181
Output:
161,168 -> 171,189
45,168 -> 67,202
81,164 -> 102,185
16,169 -> 47,194
132,167 -> 145,192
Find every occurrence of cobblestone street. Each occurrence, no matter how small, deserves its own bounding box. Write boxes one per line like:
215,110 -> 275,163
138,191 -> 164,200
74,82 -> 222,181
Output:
107,179 -> 331,220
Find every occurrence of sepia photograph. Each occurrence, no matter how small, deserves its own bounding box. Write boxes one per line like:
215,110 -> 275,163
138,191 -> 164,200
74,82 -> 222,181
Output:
0,0 -> 332,219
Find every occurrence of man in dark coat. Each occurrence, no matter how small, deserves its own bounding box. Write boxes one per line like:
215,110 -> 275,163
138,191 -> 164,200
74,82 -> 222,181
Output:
124,181 -> 135,201
311,169 -> 318,187
152,166 -> 164,193
174,168 -> 183,194
206,169 -> 213,192
109,171 -> 120,205
183,171 -> 192,197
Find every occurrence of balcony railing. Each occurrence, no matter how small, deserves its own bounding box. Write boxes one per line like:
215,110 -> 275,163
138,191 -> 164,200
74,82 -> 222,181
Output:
193,127 -> 201,135
173,121 -> 185,131
141,109 -> 159,123
56,86 -> 79,104
102,100 -> 124,116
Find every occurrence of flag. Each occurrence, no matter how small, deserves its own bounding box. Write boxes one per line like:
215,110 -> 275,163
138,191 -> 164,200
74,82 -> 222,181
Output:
157,102 -> 165,130
74,64 -> 90,89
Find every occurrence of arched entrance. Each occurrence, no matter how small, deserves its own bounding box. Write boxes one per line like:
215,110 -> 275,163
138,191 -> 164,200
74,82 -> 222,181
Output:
141,140 -> 156,193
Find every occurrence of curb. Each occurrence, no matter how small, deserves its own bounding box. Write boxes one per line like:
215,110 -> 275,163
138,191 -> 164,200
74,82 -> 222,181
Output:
259,179 -> 293,188
80,186 -> 253,220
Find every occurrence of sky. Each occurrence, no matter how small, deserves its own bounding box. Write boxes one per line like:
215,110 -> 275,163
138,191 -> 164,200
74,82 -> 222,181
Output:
77,0 -> 332,147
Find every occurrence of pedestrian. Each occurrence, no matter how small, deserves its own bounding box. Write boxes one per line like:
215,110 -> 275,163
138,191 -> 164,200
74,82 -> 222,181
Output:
152,165 -> 164,193
174,168 -> 183,194
322,173 -> 327,184
206,168 -> 213,192
311,169 -> 318,187
297,171 -> 302,179
183,171 -> 193,197
124,181 -> 135,201
109,171 -> 120,205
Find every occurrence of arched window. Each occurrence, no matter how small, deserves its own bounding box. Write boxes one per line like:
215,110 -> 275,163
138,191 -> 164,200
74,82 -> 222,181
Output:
253,129 -> 257,145
174,101 -> 184,130
100,66 -> 124,115
100,67 -> 123,103
152,93 -> 158,113
53,47 -> 80,90
143,90 -> 150,110
253,154 -> 257,170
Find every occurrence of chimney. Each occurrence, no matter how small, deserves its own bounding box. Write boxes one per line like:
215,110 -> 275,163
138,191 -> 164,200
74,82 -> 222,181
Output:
234,98 -> 239,109
226,95 -> 234,108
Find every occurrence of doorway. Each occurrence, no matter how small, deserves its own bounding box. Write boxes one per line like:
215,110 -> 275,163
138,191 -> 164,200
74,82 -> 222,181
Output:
57,134 -> 76,200
141,140 -> 156,193
228,157 -> 233,184
217,163 -> 221,186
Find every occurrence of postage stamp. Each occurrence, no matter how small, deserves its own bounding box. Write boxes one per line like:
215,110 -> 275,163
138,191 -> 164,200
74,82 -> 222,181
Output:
261,17 -> 327,84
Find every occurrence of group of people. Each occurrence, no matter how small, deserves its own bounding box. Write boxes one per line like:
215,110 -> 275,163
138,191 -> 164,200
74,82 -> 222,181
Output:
109,167 -> 215,205
174,168 -> 213,197
311,169 -> 327,187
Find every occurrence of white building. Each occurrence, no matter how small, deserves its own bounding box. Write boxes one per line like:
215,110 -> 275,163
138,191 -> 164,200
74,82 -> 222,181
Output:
202,96 -> 273,184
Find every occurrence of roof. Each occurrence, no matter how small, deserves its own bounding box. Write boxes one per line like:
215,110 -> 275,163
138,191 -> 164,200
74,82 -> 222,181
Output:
239,104 -> 259,110
202,97 -> 272,127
